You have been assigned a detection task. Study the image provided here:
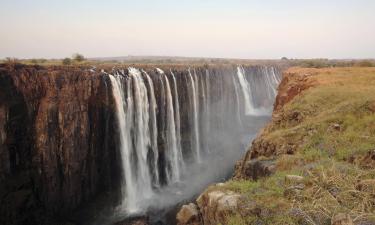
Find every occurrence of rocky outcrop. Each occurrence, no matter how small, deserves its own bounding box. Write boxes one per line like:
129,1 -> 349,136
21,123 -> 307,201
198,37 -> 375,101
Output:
234,68 -> 317,177
177,189 -> 246,225
176,203 -> 201,225
0,64 -> 121,224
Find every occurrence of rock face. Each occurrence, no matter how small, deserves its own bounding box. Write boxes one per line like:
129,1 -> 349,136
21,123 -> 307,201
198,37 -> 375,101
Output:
196,190 -> 242,225
0,63 -> 282,225
0,64 -> 121,224
176,203 -> 201,225
236,158 -> 276,180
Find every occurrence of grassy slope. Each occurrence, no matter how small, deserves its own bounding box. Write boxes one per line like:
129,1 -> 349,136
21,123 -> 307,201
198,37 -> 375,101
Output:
212,67 -> 375,224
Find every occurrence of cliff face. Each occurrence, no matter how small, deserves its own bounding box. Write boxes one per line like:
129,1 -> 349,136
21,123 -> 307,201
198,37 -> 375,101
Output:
0,64 -> 121,224
177,67 -> 375,225
0,63 -> 281,225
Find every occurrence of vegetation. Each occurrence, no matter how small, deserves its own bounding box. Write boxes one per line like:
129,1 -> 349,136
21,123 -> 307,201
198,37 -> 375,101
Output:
72,53 -> 85,62
213,67 -> 375,224
62,58 -> 72,65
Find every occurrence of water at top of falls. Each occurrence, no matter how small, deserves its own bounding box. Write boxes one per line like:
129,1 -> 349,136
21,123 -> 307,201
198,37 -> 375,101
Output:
188,69 -> 201,163
236,66 -> 270,116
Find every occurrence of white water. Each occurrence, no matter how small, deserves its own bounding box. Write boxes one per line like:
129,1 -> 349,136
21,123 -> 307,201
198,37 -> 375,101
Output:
170,70 -> 185,171
232,74 -> 242,124
264,67 -> 281,98
237,66 -> 269,116
188,69 -> 201,163
107,65 -> 281,218
157,68 -> 184,182
164,74 -> 182,182
109,74 -> 138,212
143,70 -> 160,186
204,70 -> 211,153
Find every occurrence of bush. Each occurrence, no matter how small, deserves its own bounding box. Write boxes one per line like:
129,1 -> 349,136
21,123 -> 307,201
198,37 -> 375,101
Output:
72,53 -> 85,62
62,58 -> 72,65
355,60 -> 375,67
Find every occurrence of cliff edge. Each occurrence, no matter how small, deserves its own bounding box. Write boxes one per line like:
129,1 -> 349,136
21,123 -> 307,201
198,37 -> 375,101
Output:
177,67 -> 375,225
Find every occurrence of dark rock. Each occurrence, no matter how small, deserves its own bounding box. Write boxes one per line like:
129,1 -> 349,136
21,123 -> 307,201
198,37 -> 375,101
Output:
114,216 -> 149,225
176,203 -> 201,225
241,159 -> 276,180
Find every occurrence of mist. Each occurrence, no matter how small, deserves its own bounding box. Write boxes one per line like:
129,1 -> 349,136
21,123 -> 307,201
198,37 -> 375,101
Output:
82,65 -> 281,225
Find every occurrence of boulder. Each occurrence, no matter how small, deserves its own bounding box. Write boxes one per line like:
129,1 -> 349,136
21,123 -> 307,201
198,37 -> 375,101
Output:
285,175 -> 304,184
196,190 -> 242,225
176,203 -> 201,225
241,159 -> 276,180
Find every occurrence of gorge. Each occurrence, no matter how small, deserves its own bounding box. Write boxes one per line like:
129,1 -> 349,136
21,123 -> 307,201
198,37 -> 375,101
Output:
0,63 -> 281,225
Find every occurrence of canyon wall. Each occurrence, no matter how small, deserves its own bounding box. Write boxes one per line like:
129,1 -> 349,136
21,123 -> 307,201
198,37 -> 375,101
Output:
0,63 -> 281,225
0,64 -> 121,224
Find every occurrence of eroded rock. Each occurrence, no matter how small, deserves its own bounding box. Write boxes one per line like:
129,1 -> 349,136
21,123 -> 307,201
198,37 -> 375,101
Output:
196,190 -> 242,225
176,203 -> 201,225
240,159 -> 276,180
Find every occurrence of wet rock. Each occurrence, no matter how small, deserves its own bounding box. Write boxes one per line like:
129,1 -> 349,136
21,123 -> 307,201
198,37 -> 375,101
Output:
331,213 -> 353,225
176,203 -> 201,225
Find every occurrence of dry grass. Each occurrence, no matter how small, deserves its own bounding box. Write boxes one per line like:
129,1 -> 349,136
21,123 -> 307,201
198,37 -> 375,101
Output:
219,67 -> 375,224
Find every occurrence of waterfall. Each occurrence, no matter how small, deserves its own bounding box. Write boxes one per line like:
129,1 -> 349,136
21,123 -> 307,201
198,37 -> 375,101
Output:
232,74 -> 242,124
204,70 -> 211,153
128,67 -> 154,200
143,70 -> 160,186
188,69 -> 201,163
157,68 -> 183,182
109,74 -> 138,212
108,65 -> 281,215
171,70 -> 185,171
237,66 -> 257,115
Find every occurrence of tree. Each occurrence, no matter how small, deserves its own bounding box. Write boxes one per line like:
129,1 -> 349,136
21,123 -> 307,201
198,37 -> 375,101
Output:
72,53 -> 85,62
62,58 -> 72,65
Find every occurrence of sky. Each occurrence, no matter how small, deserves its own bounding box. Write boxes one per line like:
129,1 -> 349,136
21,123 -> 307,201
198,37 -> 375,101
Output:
0,0 -> 375,59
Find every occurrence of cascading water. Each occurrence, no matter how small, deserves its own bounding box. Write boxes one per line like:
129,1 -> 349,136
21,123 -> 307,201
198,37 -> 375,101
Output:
157,68 -> 183,182
106,65 -> 282,223
143,70 -> 160,186
128,68 -> 154,200
170,70 -> 185,172
188,69 -> 201,163
109,74 -> 138,212
236,65 -> 258,115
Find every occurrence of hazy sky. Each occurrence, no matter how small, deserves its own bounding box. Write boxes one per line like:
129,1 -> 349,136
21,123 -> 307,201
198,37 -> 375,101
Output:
1,0 -> 374,59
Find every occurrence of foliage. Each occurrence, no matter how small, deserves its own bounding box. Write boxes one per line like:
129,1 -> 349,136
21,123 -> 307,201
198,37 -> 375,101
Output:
72,53 -> 85,62
62,57 -> 72,65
